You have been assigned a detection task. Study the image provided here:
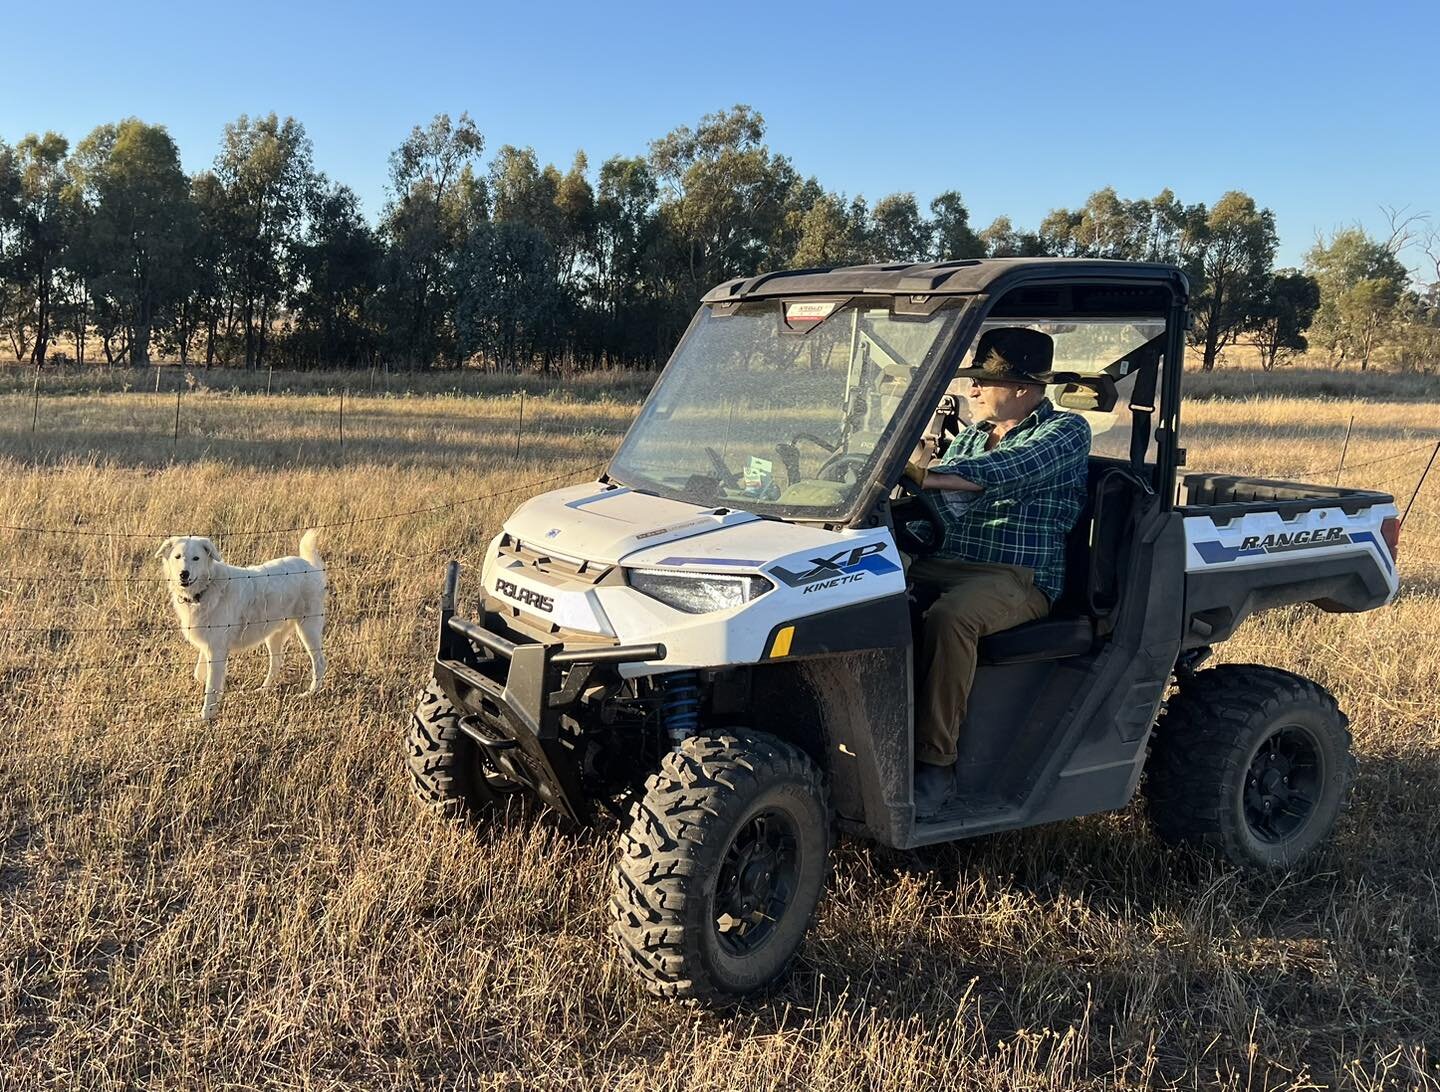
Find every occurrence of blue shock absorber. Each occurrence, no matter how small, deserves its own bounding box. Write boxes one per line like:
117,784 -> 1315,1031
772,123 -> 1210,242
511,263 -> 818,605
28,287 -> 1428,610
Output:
660,671 -> 701,750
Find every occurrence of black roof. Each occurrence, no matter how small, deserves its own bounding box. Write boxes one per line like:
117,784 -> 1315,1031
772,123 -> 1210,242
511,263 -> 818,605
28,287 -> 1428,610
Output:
702,257 -> 1188,303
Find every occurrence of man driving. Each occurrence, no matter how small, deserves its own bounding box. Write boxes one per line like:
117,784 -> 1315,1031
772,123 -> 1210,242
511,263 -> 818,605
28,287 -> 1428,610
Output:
902,327 -> 1091,818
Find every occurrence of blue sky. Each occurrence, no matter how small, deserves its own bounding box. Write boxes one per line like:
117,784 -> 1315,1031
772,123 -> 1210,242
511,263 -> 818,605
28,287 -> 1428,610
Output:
2,0 -> 1436,272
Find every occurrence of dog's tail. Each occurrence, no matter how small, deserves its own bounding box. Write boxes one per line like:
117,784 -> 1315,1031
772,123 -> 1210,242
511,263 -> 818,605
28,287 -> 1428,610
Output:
299,529 -> 323,570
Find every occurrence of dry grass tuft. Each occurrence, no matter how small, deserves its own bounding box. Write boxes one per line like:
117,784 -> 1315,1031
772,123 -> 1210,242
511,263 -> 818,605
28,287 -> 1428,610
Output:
2,373 -> 1439,1089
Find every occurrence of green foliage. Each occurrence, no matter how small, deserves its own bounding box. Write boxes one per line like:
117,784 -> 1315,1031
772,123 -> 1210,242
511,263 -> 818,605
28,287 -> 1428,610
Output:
1248,269 -> 1321,369
289,181 -> 381,366
1183,192 -> 1278,371
454,219 -> 558,365
214,114 -> 316,368
2,107 -> 1436,375
380,112 -> 485,367
929,191 -> 983,260
69,119 -> 194,366
870,193 -> 928,262
791,193 -> 871,267
8,132 -> 72,364
1305,228 -> 1411,370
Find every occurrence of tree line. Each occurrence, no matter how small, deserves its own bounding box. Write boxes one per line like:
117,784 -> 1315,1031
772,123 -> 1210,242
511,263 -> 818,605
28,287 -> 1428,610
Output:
0,106 -> 1435,373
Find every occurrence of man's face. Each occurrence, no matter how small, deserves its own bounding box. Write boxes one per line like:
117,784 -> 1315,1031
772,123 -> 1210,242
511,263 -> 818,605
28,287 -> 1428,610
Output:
966,378 -> 1042,422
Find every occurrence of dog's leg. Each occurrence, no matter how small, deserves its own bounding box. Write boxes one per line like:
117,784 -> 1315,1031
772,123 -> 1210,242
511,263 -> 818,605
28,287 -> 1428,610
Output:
296,615 -> 326,694
260,631 -> 287,690
194,651 -> 206,684
201,649 -> 229,721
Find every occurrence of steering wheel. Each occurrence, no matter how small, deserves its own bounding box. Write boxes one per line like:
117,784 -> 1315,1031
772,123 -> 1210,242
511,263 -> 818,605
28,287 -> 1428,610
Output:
790,432 -> 836,453
891,476 -> 945,556
816,450 -> 872,484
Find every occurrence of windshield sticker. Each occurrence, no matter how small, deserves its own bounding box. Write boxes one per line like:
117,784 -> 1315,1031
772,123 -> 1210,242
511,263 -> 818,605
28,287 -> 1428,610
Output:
784,301 -> 837,329
771,543 -> 900,594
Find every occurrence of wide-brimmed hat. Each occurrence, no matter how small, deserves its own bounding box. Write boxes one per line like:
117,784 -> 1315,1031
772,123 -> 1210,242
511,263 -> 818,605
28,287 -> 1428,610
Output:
953,327 -> 1069,385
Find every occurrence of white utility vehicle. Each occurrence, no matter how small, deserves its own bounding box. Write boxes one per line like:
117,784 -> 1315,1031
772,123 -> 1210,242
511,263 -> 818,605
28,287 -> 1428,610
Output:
405,259 -> 1400,1002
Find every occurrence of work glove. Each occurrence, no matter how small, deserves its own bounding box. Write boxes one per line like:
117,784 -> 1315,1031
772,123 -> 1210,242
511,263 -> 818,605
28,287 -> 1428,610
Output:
903,461 -> 928,487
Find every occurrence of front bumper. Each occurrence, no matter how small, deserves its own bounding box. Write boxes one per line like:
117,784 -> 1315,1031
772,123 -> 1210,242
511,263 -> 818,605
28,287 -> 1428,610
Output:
431,561 -> 666,821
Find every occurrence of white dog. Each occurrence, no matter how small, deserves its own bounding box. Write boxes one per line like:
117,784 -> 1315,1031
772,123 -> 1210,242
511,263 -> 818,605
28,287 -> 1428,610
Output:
157,530 -> 326,720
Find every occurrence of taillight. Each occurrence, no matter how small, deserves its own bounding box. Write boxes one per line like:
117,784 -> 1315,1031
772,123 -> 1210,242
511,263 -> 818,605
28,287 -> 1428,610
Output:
1381,517 -> 1401,561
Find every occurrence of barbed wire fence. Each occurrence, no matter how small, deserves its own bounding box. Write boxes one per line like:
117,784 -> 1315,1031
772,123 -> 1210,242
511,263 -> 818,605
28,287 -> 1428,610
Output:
4,374 -> 1440,738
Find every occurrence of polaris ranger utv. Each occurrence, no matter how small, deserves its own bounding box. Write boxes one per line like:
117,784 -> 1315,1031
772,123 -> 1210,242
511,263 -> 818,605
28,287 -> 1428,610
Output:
404,259 -> 1401,1002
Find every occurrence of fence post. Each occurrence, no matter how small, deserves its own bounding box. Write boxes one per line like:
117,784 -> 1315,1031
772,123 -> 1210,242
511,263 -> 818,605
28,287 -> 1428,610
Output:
1334,412 -> 1355,485
267,363 -> 273,396
31,364 -> 40,432
339,387 -> 345,450
154,365 -> 161,393
173,383 -> 182,444
515,389 -> 525,458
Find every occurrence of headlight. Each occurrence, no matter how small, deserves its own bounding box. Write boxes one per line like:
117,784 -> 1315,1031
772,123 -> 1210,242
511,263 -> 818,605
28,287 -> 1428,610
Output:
628,568 -> 773,614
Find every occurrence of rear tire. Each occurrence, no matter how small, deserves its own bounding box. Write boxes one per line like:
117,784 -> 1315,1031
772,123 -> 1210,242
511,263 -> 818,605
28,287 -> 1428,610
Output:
1144,664 -> 1354,870
609,732 -> 830,1003
403,678 -> 506,821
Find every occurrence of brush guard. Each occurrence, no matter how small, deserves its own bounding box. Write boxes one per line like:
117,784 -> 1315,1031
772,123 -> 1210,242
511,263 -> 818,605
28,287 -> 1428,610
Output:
430,561 -> 666,822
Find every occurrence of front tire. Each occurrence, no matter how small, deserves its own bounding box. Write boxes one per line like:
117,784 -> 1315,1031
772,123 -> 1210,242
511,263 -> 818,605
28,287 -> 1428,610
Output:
609,732 -> 831,1003
1144,664 -> 1354,869
403,678 -> 508,820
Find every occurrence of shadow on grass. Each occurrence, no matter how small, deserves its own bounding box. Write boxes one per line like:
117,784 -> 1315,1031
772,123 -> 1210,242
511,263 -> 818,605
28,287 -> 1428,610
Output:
712,747 -> 1440,1086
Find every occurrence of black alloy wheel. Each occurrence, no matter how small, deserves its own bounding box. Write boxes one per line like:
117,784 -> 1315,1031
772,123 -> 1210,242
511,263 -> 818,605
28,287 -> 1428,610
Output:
1144,664 -> 1354,870
1243,724 -> 1324,844
713,808 -> 801,957
610,731 -> 831,1002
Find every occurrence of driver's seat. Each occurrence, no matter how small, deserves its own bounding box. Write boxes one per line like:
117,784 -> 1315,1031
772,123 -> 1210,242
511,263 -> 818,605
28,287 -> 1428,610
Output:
975,462 -> 1146,664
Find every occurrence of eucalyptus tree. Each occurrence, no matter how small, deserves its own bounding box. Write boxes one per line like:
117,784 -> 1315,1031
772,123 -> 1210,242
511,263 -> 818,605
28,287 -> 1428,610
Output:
790,192 -> 871,268
648,106 -> 798,317
214,113 -> 315,368
1183,192 -> 1277,371
381,112 -> 486,367
870,193 -> 928,262
1305,228 -> 1410,369
69,119 -> 194,366
10,132 -> 72,365
0,139 -> 25,360
929,191 -> 983,260
290,180 -> 382,366
454,219 -> 558,368
1248,269 -> 1321,370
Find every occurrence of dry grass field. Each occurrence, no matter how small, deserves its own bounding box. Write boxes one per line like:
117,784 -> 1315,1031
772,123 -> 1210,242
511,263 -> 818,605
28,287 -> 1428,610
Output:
2,366 -> 1439,1090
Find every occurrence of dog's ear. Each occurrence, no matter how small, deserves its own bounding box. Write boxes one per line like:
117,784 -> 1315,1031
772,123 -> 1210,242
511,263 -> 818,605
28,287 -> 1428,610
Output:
199,538 -> 221,562
154,535 -> 181,561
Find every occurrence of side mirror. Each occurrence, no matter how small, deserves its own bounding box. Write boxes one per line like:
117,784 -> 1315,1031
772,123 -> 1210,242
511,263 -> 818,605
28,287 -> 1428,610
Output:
1053,377 -> 1118,413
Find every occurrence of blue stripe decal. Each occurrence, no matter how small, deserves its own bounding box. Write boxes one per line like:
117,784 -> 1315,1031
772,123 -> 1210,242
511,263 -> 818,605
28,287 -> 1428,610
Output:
656,556 -> 764,567
851,555 -> 903,576
1352,530 -> 1394,574
1193,540 -> 1265,564
565,487 -> 631,509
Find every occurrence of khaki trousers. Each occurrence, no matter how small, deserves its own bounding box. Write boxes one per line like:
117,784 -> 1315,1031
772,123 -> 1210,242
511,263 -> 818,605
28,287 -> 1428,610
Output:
911,558 -> 1050,767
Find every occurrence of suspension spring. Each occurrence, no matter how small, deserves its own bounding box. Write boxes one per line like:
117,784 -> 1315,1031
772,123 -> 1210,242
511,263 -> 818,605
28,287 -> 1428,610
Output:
660,671 -> 701,750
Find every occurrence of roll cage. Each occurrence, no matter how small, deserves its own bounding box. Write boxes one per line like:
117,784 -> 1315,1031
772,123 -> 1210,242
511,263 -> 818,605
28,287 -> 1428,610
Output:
676,258 -> 1191,529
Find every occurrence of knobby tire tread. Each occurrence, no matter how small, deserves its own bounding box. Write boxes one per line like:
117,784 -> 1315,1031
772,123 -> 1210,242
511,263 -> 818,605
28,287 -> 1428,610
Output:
608,732 -> 829,1003
403,678 -> 498,820
1144,663 -> 1353,869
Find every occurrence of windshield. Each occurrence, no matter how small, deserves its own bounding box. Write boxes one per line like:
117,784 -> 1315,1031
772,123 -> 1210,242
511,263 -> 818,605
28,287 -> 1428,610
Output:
609,298 -> 965,519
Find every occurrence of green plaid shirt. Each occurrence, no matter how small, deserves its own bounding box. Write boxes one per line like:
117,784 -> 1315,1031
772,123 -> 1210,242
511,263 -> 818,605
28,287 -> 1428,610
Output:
928,399 -> 1090,603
